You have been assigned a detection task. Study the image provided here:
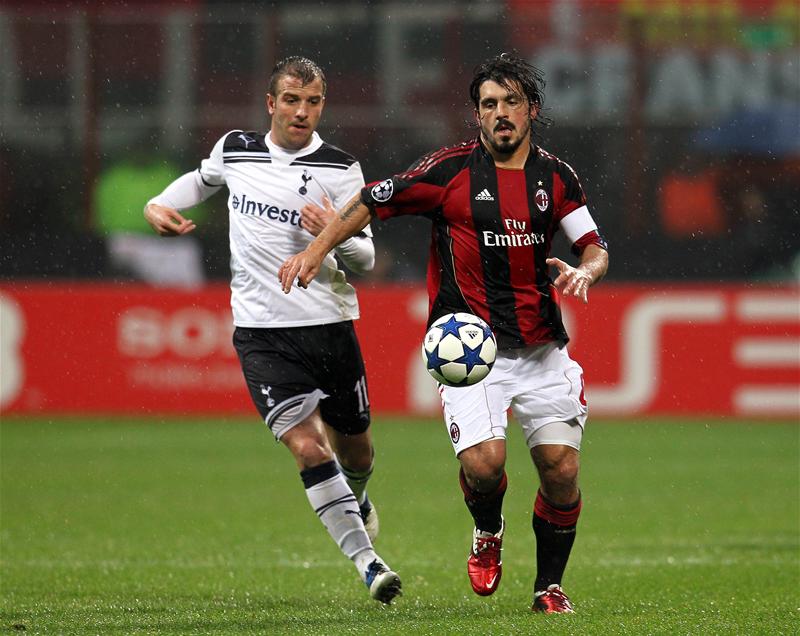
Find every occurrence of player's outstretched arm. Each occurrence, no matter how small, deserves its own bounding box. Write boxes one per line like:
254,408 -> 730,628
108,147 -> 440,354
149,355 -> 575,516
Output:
144,203 -> 197,237
301,196 -> 375,274
546,244 -> 608,304
279,194 -> 373,292
144,169 -> 222,236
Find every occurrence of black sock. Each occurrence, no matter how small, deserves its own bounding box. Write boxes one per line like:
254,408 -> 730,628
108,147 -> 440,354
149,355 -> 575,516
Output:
459,468 -> 507,534
532,489 -> 582,591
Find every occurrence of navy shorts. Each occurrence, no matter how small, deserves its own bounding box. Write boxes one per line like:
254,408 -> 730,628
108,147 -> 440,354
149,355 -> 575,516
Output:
233,321 -> 371,438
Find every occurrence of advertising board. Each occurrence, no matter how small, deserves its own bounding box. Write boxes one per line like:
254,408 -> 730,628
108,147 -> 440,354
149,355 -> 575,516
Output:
1,283 -> 797,418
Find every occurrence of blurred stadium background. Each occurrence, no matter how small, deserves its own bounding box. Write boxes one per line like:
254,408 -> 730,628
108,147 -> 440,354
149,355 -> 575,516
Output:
1,0 -> 797,419
0,1 -> 798,633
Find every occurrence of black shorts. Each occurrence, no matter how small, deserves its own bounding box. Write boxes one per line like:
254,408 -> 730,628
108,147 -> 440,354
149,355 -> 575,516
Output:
233,321 -> 370,437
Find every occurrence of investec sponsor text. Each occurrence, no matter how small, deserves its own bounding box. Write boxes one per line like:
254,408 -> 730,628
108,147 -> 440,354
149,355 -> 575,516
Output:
231,193 -> 301,226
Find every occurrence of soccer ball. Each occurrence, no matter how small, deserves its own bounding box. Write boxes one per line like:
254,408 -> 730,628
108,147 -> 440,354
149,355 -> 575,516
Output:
421,312 -> 497,387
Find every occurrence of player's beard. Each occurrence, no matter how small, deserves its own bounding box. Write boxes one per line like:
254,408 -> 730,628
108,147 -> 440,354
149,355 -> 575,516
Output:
483,118 -> 531,157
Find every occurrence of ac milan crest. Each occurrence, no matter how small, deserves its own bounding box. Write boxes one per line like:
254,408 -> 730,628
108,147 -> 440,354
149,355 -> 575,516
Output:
449,422 -> 460,443
535,188 -> 549,212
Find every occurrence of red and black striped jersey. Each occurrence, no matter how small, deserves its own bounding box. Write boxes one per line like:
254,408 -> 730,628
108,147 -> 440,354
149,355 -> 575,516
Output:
360,138 -> 608,350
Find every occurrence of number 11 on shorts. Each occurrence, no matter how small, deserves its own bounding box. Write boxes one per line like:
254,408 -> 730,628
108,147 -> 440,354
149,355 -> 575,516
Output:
354,376 -> 369,412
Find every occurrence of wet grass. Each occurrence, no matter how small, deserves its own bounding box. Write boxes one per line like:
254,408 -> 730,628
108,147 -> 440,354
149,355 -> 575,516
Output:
1,417 -> 798,634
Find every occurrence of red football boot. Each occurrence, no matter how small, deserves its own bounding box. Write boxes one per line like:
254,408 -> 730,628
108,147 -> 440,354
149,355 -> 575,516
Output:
532,584 -> 574,613
466,517 -> 504,596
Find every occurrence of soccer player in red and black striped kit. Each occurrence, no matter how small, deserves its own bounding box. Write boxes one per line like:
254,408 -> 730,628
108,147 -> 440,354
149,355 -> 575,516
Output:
279,53 -> 609,613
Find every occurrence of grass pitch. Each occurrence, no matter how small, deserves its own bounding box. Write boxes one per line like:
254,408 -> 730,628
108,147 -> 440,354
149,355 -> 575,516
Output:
1,417 -> 798,635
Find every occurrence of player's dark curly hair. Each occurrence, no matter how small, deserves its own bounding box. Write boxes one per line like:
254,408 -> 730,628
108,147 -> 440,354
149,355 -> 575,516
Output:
469,53 -> 551,128
268,56 -> 327,97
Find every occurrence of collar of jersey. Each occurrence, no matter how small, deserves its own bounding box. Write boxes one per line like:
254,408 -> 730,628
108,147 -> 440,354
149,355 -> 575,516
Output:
265,131 -> 324,162
476,135 -> 538,168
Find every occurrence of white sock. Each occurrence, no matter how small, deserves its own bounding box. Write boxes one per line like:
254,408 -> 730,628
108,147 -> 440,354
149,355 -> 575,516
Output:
302,465 -> 378,577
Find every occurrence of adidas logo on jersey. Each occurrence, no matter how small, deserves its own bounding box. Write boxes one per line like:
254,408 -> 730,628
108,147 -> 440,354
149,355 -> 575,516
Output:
475,189 -> 495,201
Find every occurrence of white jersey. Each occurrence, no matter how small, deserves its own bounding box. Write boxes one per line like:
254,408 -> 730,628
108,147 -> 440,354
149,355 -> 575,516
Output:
197,130 -> 372,328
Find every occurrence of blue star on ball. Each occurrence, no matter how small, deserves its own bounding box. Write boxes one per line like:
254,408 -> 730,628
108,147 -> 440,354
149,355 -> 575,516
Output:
455,341 -> 485,375
436,315 -> 464,340
425,346 -> 450,374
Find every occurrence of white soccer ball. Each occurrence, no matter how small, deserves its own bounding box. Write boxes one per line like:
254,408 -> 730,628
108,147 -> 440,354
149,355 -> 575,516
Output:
421,312 -> 497,387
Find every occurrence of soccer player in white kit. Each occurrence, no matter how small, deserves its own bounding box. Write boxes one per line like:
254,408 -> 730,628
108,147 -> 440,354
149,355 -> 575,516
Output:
143,57 -> 401,604
279,53 -> 609,613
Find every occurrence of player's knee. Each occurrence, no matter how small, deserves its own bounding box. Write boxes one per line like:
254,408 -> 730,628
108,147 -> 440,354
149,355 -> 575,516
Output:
285,434 -> 333,468
540,461 -> 579,503
333,436 -> 374,473
462,461 -> 504,491
535,448 -> 579,490
339,451 -> 373,474
534,444 -> 577,471
460,443 -> 505,490
543,463 -> 577,489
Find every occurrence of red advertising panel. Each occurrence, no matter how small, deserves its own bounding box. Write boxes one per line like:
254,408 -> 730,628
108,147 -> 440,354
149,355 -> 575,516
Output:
0,284 -> 246,415
1,283 -> 797,418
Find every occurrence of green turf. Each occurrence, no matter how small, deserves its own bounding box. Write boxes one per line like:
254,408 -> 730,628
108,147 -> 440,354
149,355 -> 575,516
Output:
1,417 -> 798,635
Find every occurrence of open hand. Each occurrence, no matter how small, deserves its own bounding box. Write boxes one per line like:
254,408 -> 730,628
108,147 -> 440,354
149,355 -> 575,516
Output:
546,257 -> 592,304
